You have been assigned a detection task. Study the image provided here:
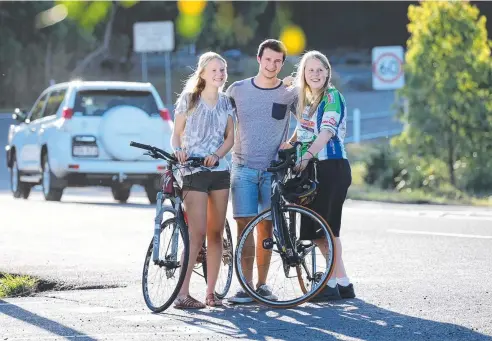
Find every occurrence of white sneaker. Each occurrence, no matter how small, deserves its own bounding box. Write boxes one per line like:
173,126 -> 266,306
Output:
227,288 -> 254,304
256,284 -> 278,301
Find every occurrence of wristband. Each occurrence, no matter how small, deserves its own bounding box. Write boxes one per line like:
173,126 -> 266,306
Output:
212,153 -> 220,161
174,147 -> 183,152
306,150 -> 314,158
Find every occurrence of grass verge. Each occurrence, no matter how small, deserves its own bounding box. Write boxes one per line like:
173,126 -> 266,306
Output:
348,184 -> 492,206
0,273 -> 38,298
346,144 -> 492,207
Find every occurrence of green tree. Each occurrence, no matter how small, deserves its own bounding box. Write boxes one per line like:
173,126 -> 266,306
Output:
197,1 -> 268,51
393,0 -> 492,187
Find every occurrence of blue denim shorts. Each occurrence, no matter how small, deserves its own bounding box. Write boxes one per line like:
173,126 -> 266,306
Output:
231,164 -> 272,218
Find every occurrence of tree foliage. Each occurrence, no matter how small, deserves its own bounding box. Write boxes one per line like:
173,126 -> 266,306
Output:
393,0 -> 492,189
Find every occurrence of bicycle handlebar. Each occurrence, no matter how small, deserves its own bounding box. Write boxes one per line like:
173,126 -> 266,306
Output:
129,141 -> 219,167
266,142 -> 303,173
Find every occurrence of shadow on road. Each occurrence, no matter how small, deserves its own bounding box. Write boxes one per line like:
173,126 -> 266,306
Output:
0,299 -> 98,340
163,298 -> 492,341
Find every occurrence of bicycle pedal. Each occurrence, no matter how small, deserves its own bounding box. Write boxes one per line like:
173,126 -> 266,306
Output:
196,247 -> 206,264
297,240 -> 313,252
262,238 -> 274,250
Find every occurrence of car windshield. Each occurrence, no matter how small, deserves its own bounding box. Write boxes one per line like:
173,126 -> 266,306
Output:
73,90 -> 159,116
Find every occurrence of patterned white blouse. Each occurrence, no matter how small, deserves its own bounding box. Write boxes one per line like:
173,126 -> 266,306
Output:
174,92 -> 235,176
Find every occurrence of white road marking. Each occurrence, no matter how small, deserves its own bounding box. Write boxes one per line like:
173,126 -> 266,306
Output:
387,229 -> 492,239
346,207 -> 492,221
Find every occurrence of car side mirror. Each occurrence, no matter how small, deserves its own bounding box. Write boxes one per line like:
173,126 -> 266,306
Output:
12,108 -> 28,123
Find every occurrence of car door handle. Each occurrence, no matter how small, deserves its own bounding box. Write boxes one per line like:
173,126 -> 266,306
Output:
30,127 -> 36,132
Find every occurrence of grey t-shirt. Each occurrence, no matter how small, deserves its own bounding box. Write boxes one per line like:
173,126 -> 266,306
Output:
226,77 -> 297,170
174,92 -> 234,175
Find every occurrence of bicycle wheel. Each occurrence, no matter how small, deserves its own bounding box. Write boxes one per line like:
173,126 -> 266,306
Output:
142,217 -> 189,313
200,219 -> 234,299
234,205 -> 336,308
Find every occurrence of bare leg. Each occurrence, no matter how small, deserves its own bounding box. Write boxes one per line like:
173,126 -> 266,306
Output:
314,237 -> 346,282
334,238 -> 347,279
178,190 -> 208,298
256,220 -> 273,288
235,217 -> 255,287
205,188 -> 229,300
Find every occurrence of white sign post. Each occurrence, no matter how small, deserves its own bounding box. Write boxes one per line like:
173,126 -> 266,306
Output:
372,46 -> 405,90
133,21 -> 175,109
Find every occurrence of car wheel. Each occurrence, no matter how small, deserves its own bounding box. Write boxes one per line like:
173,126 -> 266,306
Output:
10,155 -> 31,199
111,184 -> 131,203
41,152 -> 64,201
145,182 -> 158,204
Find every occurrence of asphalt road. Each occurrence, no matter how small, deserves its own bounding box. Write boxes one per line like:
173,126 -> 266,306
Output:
1,192 -> 491,341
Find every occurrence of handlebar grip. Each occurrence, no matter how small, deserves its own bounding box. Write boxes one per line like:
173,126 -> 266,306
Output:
129,141 -> 152,150
187,156 -> 219,167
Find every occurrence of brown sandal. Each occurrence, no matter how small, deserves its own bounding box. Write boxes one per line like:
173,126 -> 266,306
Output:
174,295 -> 206,309
205,293 -> 223,307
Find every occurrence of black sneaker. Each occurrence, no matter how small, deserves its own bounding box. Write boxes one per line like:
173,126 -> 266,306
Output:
310,285 -> 342,302
338,283 -> 356,299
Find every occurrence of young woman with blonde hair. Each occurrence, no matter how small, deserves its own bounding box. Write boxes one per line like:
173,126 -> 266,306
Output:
171,51 -> 235,308
287,50 -> 355,301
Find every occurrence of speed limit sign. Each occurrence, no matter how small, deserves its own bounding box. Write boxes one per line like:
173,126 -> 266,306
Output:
372,46 -> 405,90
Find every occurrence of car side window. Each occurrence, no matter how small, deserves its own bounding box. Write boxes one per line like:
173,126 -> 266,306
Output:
29,93 -> 48,122
43,89 -> 66,117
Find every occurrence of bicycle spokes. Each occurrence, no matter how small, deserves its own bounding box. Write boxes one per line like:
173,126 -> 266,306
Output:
235,205 -> 336,307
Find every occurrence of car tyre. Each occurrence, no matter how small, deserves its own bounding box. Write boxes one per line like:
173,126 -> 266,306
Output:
145,182 -> 158,204
111,184 -> 131,203
10,155 -> 31,199
41,152 -> 64,202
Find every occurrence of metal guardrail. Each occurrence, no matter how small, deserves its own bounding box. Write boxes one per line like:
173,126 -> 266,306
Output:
347,108 -> 403,143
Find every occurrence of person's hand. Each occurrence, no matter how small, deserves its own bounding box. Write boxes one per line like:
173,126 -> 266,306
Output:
294,157 -> 310,173
280,142 -> 294,150
175,150 -> 188,164
283,75 -> 295,87
204,153 -> 219,167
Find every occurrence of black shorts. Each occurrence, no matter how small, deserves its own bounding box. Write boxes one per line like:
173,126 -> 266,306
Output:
300,159 -> 352,239
182,171 -> 230,193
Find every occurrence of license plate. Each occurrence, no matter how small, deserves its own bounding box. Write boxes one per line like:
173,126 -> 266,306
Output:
73,145 -> 98,157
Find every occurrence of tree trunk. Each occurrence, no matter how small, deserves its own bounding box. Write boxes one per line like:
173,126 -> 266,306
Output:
71,4 -> 117,77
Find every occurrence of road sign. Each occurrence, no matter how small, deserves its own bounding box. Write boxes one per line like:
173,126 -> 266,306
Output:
372,46 -> 405,90
133,21 -> 175,110
133,21 -> 175,53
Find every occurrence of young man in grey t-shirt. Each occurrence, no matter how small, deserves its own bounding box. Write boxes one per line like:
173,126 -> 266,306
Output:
226,39 -> 296,304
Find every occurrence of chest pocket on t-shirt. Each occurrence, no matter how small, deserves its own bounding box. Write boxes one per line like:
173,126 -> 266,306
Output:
272,102 -> 287,120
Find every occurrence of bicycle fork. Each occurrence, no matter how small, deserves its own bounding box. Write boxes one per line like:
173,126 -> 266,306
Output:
152,192 -> 178,263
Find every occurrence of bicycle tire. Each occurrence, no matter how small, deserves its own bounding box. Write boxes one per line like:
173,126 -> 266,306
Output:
234,204 -> 336,308
142,217 -> 189,313
201,219 -> 234,299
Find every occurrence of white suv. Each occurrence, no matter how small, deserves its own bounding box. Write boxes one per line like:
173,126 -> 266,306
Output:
5,81 -> 173,203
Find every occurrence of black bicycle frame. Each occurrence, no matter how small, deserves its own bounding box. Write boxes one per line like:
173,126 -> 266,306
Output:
270,170 -> 298,263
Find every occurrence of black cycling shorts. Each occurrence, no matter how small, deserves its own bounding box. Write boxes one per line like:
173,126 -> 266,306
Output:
182,171 -> 230,193
300,159 -> 352,239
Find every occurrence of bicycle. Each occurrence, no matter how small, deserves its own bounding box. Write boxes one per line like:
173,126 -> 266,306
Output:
234,143 -> 336,308
129,141 -> 234,313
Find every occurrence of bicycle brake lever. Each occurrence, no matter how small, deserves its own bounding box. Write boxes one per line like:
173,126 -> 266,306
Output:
144,151 -> 158,159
